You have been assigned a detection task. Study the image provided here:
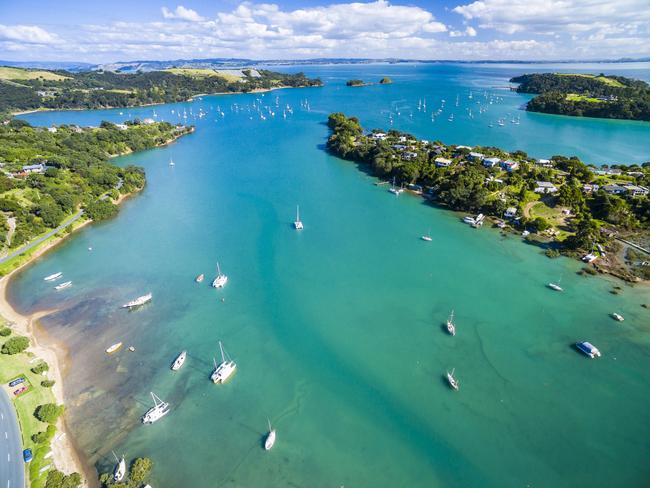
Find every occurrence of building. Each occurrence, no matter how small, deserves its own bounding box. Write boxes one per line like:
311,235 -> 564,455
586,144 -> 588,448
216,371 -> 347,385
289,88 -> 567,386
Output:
623,184 -> 649,197
500,160 -> 519,172
582,184 -> 599,193
142,118 -> 156,125
435,157 -> 452,167
370,132 -> 387,141
602,184 -> 626,195
534,181 -> 558,194
402,152 -> 418,161
483,157 -> 501,168
535,159 -> 553,168
392,144 -> 407,151
504,207 -> 517,218
468,152 -> 484,162
47,127 -> 57,133
115,124 -> 128,131
22,164 -> 46,174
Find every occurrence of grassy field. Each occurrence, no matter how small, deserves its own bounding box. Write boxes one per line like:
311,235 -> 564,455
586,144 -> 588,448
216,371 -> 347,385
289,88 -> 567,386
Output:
0,67 -> 69,81
163,68 -> 239,82
0,324 -> 58,487
566,93 -> 603,103
556,73 -> 625,88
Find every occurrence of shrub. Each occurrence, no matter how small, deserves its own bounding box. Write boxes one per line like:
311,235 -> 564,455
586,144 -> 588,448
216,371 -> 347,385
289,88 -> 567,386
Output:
0,326 -> 11,336
34,403 -> 64,424
44,469 -> 81,488
31,425 -> 55,444
31,362 -> 50,374
1,336 -> 29,354
129,457 -> 153,484
545,249 -> 560,258
41,380 -> 56,388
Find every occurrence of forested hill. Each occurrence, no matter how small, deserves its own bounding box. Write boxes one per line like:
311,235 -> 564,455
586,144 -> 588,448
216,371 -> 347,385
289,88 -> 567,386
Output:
510,73 -> 650,121
0,66 -> 322,114
0,119 -> 192,258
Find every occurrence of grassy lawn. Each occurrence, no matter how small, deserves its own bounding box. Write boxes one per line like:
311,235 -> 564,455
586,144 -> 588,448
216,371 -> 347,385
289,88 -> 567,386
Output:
566,93 -> 602,103
0,67 -> 69,81
556,73 -> 625,88
164,68 -> 243,82
0,325 -> 58,487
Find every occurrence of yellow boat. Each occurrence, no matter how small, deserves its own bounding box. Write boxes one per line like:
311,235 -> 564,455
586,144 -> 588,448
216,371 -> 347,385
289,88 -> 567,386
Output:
106,342 -> 123,354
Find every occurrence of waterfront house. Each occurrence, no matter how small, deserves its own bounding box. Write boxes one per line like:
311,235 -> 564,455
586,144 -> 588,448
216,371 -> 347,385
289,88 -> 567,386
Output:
534,181 -> 558,194
582,184 -> 599,193
468,152 -> 485,162
483,157 -> 501,168
602,184 -> 626,195
115,123 -> 128,130
623,184 -> 649,197
47,127 -> 57,133
370,132 -> 387,141
142,118 -> 156,125
535,159 -> 553,168
504,207 -> 518,219
402,151 -> 418,161
500,160 -> 519,172
22,163 -> 46,174
435,157 -> 452,167
392,144 -> 407,151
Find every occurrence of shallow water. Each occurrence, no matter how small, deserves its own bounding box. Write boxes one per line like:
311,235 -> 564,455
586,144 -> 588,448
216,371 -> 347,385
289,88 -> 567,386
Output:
12,63 -> 650,487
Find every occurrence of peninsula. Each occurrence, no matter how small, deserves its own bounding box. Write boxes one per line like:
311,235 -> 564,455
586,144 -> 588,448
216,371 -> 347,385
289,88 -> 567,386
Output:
0,66 -> 322,115
510,73 -> 650,121
326,112 -> 650,281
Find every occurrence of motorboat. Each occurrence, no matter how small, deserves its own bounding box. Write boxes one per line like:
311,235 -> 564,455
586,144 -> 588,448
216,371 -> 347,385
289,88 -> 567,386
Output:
43,272 -> 63,281
195,274 -> 204,283
611,313 -> 624,322
547,282 -> 563,292
576,341 -> 601,358
106,342 -> 123,354
55,281 -> 72,290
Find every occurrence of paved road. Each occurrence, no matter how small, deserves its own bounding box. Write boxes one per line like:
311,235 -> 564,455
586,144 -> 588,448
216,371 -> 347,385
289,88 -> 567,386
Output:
0,210 -> 84,265
0,388 -> 24,488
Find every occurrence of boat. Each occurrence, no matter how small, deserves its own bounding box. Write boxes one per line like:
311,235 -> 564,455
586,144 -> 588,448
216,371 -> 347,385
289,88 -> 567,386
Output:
106,342 -> 123,354
421,235 -> 432,242
195,273 -> 204,283
169,157 -> 175,167
211,262 -> 228,288
264,419 -> 276,451
113,453 -> 126,482
463,216 -> 476,225
211,341 -> 236,384
43,272 -> 63,281
446,369 -> 459,390
611,313 -> 624,322
122,293 -> 152,309
293,205 -> 304,230
547,282 -> 563,292
128,346 -> 135,352
497,220 -> 507,229
142,392 -> 170,424
171,351 -> 187,371
446,310 -> 456,336
55,281 -> 72,290
576,341 -> 601,358
522,230 -> 530,237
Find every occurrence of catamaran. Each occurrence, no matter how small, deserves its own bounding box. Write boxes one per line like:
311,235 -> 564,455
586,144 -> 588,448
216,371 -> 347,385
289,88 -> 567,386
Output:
446,310 -> 456,336
293,205 -> 304,230
43,272 -> 63,281
446,369 -> 459,390
388,177 -> 403,195
171,351 -> 187,371
576,341 -> 601,358
106,342 -> 123,354
113,453 -> 126,482
142,392 -> 170,424
211,262 -> 228,288
55,281 -> 72,290
264,419 -> 276,451
122,293 -> 152,308
211,341 -> 236,384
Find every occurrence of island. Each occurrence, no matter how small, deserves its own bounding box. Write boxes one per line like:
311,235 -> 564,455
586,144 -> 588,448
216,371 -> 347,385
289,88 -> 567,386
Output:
0,66 -> 323,115
510,73 -> 650,121
326,112 -> 650,281
345,77 -> 393,87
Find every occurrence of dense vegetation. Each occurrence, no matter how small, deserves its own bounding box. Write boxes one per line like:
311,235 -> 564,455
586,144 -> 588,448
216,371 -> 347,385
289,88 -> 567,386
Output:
99,457 -> 154,488
346,79 -> 365,86
326,113 -> 650,278
0,67 -> 322,114
0,119 -> 191,260
511,73 -> 650,121
1,335 -> 29,354
34,403 -> 64,424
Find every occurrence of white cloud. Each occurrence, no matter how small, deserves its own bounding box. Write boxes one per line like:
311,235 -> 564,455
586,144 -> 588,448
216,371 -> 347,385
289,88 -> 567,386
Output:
450,26 -> 478,37
161,5 -> 205,22
0,24 -> 60,44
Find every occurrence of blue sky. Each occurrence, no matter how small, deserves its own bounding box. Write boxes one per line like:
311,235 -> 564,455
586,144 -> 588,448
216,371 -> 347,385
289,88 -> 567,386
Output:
1,0 -> 649,62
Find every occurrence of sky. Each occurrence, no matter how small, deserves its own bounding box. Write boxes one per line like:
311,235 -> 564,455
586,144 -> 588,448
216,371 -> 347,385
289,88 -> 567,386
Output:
0,0 -> 649,63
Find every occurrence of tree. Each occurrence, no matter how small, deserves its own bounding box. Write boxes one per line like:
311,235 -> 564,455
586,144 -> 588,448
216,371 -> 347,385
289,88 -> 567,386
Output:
31,362 -> 49,374
44,469 -> 82,488
41,380 -> 56,387
1,336 -> 29,354
84,199 -> 118,221
129,457 -> 153,484
0,327 -> 11,337
34,403 -> 64,424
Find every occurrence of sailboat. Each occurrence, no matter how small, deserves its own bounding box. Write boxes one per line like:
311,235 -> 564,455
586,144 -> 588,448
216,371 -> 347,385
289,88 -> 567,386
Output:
113,452 -> 126,482
43,272 -> 63,282
264,419 -> 276,451
142,392 -> 170,424
211,341 -> 236,384
293,205 -> 304,230
171,351 -> 187,371
169,157 -> 175,167
195,273 -> 204,283
446,369 -> 459,390
388,177 -> 403,195
421,231 -> 433,242
211,262 -> 228,288
446,310 -> 456,336
547,279 -> 563,292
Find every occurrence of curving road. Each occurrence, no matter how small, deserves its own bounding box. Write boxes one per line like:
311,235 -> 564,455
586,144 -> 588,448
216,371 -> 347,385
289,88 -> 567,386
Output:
0,388 -> 24,488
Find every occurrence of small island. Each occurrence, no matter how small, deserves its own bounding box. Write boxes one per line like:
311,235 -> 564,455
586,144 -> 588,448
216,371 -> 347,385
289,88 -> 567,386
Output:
510,72 -> 650,121
326,112 -> 650,281
345,77 -> 393,87
0,66 -> 323,115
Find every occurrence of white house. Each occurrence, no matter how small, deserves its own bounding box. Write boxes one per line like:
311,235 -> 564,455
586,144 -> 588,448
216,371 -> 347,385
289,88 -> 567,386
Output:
534,181 -> 558,194
483,157 -> 501,168
115,123 -> 128,131
47,127 -> 57,133
468,152 -> 484,161
500,160 -> 519,172
624,184 -> 649,197
142,118 -> 156,125
602,184 -> 626,195
22,164 -> 46,174
402,152 -> 418,161
435,157 -> 452,167
535,159 -> 553,168
370,132 -> 387,140
504,207 -> 518,218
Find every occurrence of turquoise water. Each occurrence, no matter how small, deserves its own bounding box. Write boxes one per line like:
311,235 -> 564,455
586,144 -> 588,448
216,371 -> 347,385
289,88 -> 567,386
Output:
11,63 -> 650,487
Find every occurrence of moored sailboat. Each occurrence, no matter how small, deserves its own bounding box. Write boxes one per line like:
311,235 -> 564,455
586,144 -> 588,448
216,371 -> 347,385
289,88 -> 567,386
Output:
113,453 -> 126,482
264,419 -> 276,451
122,293 -> 152,308
293,205 -> 304,230
142,392 -> 170,424
211,262 -> 228,288
171,351 -> 187,371
211,341 -> 236,384
446,369 -> 459,390
446,310 -> 456,336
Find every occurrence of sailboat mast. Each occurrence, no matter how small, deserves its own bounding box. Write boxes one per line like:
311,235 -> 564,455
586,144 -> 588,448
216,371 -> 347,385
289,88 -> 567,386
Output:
219,341 -> 225,362
296,205 -> 300,221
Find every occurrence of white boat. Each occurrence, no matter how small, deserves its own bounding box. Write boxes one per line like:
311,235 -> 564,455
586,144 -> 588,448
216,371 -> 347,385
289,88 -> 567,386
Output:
611,313 -> 624,322
169,157 -> 175,166
211,262 -> 228,288
264,419 -> 276,451
446,369 -> 459,390
421,235 -> 433,242
293,205 -> 304,230
497,221 -> 507,229
547,282 -> 563,292
171,351 -> 187,371
43,272 -> 63,282
55,281 -> 72,290
106,342 -> 123,354
113,453 -> 126,482
446,310 -> 456,336
463,216 -> 476,225
211,341 -> 236,384
122,293 -> 152,308
522,230 -> 530,237
195,273 -> 204,283
576,341 -> 601,358
142,392 -> 170,424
